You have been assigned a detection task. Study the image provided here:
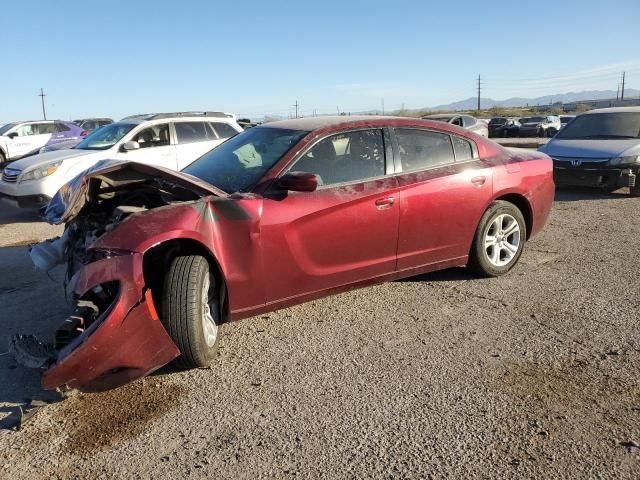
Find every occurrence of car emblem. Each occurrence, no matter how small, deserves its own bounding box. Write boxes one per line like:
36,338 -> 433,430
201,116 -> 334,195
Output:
570,159 -> 582,167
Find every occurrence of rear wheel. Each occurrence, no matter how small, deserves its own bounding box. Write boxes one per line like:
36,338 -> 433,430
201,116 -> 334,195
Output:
469,201 -> 526,277
160,255 -> 220,369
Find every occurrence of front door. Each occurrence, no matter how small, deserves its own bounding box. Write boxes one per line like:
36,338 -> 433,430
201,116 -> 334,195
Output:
261,128 -> 399,303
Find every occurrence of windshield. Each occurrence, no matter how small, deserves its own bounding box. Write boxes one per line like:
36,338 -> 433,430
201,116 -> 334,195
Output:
0,123 -> 18,135
427,116 -> 453,122
556,112 -> 640,139
183,127 -> 308,193
489,117 -> 507,125
525,116 -> 545,123
74,122 -> 136,150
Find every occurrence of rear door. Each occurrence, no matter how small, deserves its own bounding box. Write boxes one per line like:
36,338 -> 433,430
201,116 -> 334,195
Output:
116,122 -> 177,170
392,128 -> 494,269
261,128 -> 399,303
174,121 -> 221,169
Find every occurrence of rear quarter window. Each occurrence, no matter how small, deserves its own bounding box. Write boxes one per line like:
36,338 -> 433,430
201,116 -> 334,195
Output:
394,129 -> 455,172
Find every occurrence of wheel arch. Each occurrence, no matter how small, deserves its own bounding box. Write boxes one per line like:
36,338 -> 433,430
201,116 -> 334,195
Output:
141,238 -> 230,323
493,193 -> 533,240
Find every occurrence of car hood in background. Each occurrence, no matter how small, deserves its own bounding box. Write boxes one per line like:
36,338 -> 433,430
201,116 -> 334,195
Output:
44,159 -> 228,225
541,139 -> 640,158
5,149 -> 98,171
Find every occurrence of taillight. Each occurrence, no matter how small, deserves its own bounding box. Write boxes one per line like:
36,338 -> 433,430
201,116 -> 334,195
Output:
81,130 -> 89,137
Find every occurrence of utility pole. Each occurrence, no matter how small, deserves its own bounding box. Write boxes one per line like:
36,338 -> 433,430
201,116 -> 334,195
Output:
292,100 -> 299,118
38,88 -> 47,120
476,75 -> 482,112
621,72 -> 626,101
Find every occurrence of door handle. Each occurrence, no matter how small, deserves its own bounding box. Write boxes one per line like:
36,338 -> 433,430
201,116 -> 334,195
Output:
375,196 -> 395,209
471,176 -> 486,186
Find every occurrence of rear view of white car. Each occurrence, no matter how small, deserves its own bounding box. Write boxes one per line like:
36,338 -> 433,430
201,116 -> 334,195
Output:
0,112 -> 242,208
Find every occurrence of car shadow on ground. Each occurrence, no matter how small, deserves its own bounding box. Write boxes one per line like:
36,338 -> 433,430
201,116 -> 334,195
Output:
397,266 -> 479,283
0,246 -> 70,428
0,199 -> 43,224
554,187 -> 631,202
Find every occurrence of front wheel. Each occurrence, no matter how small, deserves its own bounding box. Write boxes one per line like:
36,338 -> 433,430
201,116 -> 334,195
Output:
160,255 -> 220,369
469,201 -> 527,277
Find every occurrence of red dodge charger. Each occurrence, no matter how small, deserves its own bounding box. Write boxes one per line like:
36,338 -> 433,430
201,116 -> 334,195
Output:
15,116 -> 554,392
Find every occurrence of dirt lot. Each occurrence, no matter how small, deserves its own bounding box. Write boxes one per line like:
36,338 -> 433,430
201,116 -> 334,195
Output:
0,189 -> 638,479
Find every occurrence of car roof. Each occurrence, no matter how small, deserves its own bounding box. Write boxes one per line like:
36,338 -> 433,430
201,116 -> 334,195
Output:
581,106 -> 640,115
117,115 -> 238,126
259,115 -> 405,131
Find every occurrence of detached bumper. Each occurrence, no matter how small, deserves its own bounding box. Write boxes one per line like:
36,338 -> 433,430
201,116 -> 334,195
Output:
553,166 -> 637,189
42,253 -> 180,393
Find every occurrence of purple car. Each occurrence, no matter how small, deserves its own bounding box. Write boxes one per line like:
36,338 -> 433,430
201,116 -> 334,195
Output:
0,120 -> 87,163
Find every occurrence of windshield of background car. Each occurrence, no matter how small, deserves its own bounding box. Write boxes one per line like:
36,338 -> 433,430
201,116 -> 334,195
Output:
527,116 -> 546,123
74,122 -> 136,150
183,127 -> 308,193
556,112 -> 640,139
428,116 -> 453,122
0,123 -> 18,135
489,118 -> 507,125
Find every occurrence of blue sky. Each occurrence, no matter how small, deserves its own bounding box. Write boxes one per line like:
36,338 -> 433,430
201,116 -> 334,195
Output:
1,0 -> 639,121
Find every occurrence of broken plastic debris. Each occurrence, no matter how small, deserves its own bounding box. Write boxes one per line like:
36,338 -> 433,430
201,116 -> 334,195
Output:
9,334 -> 57,368
29,229 -> 70,272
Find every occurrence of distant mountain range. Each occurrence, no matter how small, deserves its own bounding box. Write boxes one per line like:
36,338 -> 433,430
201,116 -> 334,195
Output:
420,89 -> 640,112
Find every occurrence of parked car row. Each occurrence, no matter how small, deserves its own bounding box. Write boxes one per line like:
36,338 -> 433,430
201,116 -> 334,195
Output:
0,112 -> 243,207
488,116 -> 563,138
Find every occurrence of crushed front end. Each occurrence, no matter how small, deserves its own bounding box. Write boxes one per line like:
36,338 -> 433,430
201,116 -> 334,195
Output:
12,161 -> 220,392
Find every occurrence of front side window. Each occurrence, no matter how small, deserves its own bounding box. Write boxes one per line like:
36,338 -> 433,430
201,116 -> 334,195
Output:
15,124 -> 36,136
75,122 -> 136,150
290,129 -> 385,187
175,121 -> 211,144
395,129 -> 455,172
133,123 -> 170,148
183,127 -> 308,193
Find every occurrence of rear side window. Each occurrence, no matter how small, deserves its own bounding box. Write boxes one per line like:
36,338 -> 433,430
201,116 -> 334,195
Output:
175,121 -> 210,144
394,129 -> 455,172
55,122 -> 70,132
36,123 -> 57,134
291,129 -> 385,186
452,135 -> 474,161
462,116 -> 476,127
210,122 -> 238,139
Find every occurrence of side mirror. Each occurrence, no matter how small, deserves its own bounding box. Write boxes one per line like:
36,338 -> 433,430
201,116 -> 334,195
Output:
276,171 -> 318,192
120,141 -> 140,152
6,132 -> 18,139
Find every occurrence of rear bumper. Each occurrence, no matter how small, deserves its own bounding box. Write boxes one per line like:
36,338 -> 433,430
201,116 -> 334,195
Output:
42,253 -> 180,393
553,166 -> 636,189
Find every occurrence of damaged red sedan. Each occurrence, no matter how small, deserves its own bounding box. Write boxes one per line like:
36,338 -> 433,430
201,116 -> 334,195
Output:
12,116 -> 554,392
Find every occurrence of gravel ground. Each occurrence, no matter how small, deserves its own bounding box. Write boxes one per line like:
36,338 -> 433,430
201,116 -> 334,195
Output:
0,189 -> 638,479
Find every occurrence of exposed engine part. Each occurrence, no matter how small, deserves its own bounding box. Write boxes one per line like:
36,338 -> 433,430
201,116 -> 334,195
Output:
10,335 -> 57,368
29,229 -> 71,272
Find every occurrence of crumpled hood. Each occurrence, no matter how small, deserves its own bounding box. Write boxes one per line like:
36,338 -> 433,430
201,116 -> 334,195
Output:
540,139 -> 640,159
4,149 -> 96,172
44,159 -> 227,225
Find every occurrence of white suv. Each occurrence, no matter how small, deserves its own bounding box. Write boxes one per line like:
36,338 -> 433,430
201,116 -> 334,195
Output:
0,112 -> 242,208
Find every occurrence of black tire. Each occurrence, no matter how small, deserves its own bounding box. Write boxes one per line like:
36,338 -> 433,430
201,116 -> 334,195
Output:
0,149 -> 6,166
160,255 -> 220,369
631,180 -> 640,197
468,201 -> 527,277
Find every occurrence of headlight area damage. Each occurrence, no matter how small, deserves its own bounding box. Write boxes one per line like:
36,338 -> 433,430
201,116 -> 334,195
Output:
10,160 -> 228,393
